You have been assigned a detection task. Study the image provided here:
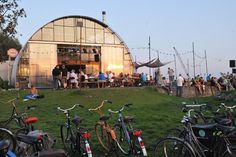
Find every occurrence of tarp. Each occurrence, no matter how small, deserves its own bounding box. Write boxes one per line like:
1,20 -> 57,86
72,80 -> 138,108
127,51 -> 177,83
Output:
134,58 -> 171,69
133,60 -> 152,69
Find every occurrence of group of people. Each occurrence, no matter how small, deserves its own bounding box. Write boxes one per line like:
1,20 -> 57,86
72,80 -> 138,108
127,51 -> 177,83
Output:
51,64 -> 236,97
52,65 -> 89,89
153,67 -> 236,97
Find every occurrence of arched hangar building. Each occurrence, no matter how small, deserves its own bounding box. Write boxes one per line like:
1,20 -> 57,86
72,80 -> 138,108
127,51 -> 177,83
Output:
12,16 -> 135,88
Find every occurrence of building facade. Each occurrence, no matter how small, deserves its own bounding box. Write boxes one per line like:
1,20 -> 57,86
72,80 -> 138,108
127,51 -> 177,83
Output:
11,16 -> 134,88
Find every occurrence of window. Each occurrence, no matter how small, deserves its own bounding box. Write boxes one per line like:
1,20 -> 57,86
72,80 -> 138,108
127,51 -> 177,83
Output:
86,28 -> 95,43
64,26 -> 75,42
54,26 -> 64,41
42,28 -> 53,41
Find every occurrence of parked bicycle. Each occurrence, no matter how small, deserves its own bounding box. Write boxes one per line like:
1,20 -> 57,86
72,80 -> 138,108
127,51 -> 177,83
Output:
88,100 -> 119,156
0,98 -> 55,157
154,105 -> 236,157
57,104 -> 92,157
108,103 -> 147,156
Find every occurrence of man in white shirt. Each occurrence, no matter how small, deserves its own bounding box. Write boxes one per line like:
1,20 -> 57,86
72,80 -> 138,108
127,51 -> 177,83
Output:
176,74 -> 184,97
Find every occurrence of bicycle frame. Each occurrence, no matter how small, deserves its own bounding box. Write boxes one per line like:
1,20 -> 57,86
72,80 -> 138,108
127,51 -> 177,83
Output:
89,100 -> 119,154
0,98 -> 26,128
109,104 -> 147,156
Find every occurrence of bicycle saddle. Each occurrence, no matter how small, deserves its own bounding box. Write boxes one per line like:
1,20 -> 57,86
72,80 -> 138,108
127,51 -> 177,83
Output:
72,115 -> 84,125
192,123 -> 217,130
16,133 -> 43,144
25,117 -> 39,124
0,140 -> 10,153
124,116 -> 135,123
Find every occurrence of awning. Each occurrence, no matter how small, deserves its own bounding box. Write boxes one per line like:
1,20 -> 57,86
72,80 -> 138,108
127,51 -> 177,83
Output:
134,58 -> 171,69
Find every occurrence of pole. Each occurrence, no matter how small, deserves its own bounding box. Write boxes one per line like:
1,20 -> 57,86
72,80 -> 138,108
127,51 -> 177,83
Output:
192,42 -> 196,78
205,50 -> 208,75
8,56 -> 10,85
174,54 -> 177,79
77,21 -> 83,89
148,36 -> 151,76
187,58 -> 189,75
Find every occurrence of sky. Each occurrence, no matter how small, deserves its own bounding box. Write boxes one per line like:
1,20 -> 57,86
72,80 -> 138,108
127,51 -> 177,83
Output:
16,0 -> 236,78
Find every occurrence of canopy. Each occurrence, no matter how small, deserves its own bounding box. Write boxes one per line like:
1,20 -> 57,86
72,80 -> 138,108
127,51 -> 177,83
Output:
134,58 -> 171,69
133,60 -> 152,69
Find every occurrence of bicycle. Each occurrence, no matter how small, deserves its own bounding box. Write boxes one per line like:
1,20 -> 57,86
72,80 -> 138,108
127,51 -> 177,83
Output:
88,100 -> 119,156
108,103 -> 148,156
57,104 -> 92,157
154,105 -> 236,157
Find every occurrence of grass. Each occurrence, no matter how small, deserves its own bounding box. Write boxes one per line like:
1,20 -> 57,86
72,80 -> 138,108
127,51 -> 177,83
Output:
0,87 -> 234,156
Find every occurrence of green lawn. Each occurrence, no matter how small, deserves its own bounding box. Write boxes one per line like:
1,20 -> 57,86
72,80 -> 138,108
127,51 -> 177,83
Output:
0,87 -> 233,156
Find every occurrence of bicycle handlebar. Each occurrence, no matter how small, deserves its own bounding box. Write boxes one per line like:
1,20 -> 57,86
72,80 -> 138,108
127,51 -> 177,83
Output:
88,100 -> 112,112
57,104 -> 83,113
216,103 -> 236,112
108,103 -> 133,114
185,104 -> 207,108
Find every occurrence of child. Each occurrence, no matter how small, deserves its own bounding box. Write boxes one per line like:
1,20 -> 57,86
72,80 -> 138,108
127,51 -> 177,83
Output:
23,85 -> 44,101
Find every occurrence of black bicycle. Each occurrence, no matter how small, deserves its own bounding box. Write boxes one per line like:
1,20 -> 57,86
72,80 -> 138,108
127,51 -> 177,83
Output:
57,104 -> 92,157
154,105 -> 236,157
108,103 -> 148,156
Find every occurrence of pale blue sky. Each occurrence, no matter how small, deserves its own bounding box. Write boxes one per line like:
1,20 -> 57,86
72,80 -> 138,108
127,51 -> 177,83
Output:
17,0 -> 236,77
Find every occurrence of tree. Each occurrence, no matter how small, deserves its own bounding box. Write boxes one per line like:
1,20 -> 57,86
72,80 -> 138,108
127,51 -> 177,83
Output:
0,0 -> 26,37
0,32 -> 22,62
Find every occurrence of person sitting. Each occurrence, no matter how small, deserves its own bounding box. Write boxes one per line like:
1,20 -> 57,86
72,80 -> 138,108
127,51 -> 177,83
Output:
161,77 -> 171,95
108,71 -> 114,87
191,78 -> 203,95
23,85 -> 44,101
69,69 -> 78,88
97,72 -> 107,88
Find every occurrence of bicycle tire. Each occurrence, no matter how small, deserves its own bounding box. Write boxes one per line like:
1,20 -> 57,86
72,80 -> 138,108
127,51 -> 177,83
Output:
154,137 -> 196,157
114,124 -> 130,155
60,124 -> 76,153
0,128 -> 16,152
95,123 -> 111,152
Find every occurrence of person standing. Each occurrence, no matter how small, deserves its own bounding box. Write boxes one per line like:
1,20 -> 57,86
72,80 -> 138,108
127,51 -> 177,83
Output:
52,65 -> 60,90
60,64 -> 68,89
168,67 -> 174,87
176,74 -> 184,97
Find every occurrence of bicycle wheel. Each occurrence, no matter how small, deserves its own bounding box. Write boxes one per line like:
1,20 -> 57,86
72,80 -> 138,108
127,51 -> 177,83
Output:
154,137 -> 196,157
114,124 -> 130,155
0,128 -> 16,152
95,123 -> 111,152
61,124 -> 76,153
